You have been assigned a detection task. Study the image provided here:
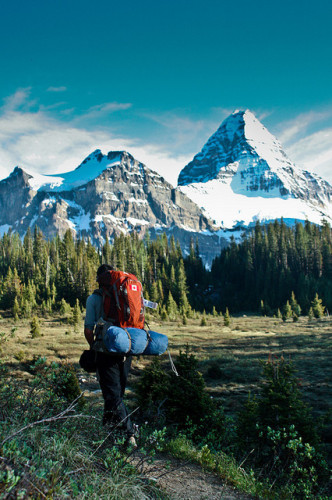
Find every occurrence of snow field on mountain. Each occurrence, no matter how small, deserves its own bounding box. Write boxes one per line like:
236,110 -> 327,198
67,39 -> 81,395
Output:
180,179 -> 332,228
27,150 -> 122,191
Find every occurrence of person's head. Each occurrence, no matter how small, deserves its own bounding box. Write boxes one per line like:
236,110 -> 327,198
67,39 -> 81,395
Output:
96,264 -> 114,282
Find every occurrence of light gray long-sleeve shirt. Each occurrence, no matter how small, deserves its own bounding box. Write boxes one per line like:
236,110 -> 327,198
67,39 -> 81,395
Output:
84,293 -> 103,330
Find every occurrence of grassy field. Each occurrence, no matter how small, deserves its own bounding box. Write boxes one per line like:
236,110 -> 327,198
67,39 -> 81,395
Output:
1,311 -> 332,497
1,311 -> 331,423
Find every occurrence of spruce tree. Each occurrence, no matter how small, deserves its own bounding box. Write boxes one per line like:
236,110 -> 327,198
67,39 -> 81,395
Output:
236,356 -> 324,492
12,297 -> 19,321
179,290 -> 190,316
224,307 -> 231,327
282,300 -> 292,322
160,305 -> 168,321
290,291 -> 301,317
149,281 -> 158,302
72,299 -> 81,331
30,316 -> 41,338
308,306 -> 314,320
166,291 -> 178,321
60,298 -> 71,317
311,293 -> 325,318
175,260 -> 188,304
102,237 -> 112,264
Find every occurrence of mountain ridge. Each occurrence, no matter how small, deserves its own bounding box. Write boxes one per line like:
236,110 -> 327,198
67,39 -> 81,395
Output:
0,109 -> 331,264
0,150 -> 226,265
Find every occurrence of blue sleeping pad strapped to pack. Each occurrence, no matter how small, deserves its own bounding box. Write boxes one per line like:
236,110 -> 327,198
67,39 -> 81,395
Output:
103,326 -> 168,355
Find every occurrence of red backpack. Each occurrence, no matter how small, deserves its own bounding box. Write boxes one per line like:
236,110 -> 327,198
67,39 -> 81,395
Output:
96,270 -> 145,329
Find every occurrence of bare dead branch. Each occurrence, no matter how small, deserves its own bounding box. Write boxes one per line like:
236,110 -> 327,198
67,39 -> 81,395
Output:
0,392 -> 98,447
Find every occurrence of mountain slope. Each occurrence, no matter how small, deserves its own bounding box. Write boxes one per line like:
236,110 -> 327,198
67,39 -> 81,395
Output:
0,150 -> 226,264
178,110 -> 332,227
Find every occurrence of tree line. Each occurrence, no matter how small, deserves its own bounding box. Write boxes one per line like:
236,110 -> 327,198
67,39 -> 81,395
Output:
0,219 -> 331,318
0,227 -> 191,319
209,219 -> 332,314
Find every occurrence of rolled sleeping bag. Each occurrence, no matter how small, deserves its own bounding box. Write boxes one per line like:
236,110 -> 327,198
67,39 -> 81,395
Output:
126,327 -> 150,354
103,326 -> 168,356
103,326 -> 148,355
143,330 -> 168,355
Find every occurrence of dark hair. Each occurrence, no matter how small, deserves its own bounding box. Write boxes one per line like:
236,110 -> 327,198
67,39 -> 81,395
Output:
96,264 -> 114,278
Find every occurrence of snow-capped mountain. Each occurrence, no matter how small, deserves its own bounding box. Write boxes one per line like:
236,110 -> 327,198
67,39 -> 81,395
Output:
0,150 -> 226,264
1,110 -> 331,265
178,110 -> 332,228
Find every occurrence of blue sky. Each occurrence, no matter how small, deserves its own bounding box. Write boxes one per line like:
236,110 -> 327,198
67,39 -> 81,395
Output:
0,0 -> 332,185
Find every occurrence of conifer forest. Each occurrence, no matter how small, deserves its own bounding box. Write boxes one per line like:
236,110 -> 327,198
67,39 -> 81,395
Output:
0,219 -> 331,318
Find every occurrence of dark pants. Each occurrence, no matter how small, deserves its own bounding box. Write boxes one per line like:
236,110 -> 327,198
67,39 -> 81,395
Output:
96,352 -> 134,436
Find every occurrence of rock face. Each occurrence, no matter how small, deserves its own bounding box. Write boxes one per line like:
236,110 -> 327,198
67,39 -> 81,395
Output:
178,110 -> 332,228
0,150 -> 226,265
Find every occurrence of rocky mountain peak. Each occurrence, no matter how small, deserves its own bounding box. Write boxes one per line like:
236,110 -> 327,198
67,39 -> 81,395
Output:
3,166 -> 32,188
178,109 -> 292,188
178,110 -> 332,228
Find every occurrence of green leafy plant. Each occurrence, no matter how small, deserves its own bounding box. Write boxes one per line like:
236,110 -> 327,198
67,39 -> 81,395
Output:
0,357 -> 164,499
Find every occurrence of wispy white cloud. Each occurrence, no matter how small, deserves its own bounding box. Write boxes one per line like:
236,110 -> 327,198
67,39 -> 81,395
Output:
90,102 -> 132,113
75,101 -> 133,122
2,88 -> 34,112
277,109 -> 332,145
146,112 -> 206,148
1,90 -> 332,188
272,108 -> 332,183
144,108 -> 229,154
47,86 -> 67,92
285,128 -> 332,182
0,91 -> 185,186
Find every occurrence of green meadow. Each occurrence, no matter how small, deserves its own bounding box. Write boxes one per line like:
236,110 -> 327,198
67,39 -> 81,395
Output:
2,312 -> 331,424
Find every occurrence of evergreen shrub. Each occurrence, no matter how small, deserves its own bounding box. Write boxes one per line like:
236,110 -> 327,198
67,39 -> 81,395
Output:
236,356 -> 328,497
30,357 -> 82,406
224,308 -> 231,326
30,316 -> 41,338
282,300 -> 292,322
134,348 -> 226,450
311,293 -> 325,318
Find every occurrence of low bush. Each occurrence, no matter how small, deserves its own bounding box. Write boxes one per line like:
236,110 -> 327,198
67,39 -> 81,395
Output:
236,355 -> 329,498
0,358 -> 166,499
134,347 -> 226,451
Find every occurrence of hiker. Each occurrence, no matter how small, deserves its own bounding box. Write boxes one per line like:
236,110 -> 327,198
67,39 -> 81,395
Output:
84,264 -> 136,446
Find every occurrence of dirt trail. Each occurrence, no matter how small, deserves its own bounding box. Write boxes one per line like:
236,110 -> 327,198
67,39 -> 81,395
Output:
132,452 -> 253,500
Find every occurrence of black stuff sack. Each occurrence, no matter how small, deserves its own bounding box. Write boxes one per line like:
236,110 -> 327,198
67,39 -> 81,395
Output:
79,350 -> 97,373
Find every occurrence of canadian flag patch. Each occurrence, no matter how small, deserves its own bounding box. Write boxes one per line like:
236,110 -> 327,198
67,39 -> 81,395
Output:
130,284 -> 138,291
